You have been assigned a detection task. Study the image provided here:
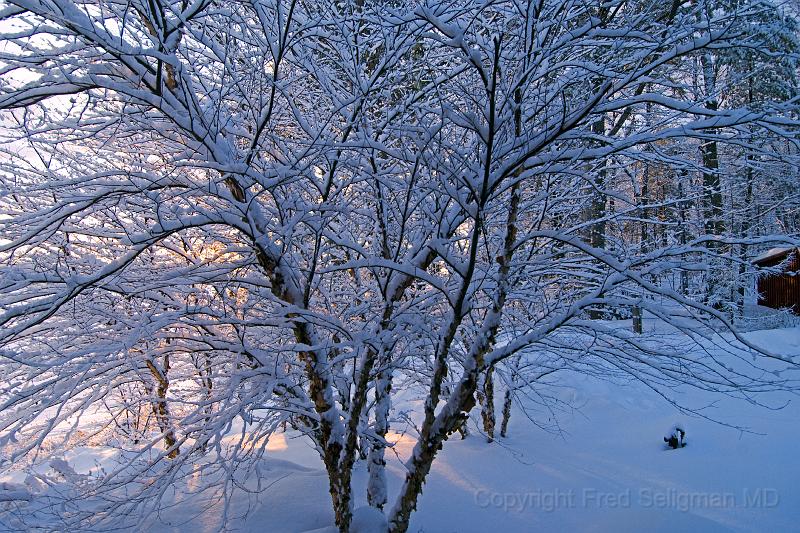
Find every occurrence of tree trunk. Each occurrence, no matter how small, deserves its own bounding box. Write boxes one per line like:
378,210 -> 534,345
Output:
699,52 -> 725,308
367,367 -> 392,509
632,306 -> 643,334
389,150 -> 520,533
588,113 -> 607,320
499,387 -> 513,438
736,68 -> 756,319
145,356 -> 179,459
332,474 -> 352,533
677,179 -> 689,295
388,368 -> 480,533
479,365 -> 496,442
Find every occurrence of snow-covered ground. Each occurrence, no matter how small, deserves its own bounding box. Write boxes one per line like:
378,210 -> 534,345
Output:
2,326 -> 799,533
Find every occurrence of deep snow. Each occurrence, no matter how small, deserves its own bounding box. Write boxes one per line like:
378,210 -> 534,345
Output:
2,326 -> 799,533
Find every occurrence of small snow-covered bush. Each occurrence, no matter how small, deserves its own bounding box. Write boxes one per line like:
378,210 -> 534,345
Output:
664,426 -> 687,449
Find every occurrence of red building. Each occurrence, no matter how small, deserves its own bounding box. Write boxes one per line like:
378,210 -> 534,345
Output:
753,247 -> 800,315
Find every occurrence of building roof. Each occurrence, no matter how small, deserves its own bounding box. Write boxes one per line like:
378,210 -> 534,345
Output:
753,247 -> 799,267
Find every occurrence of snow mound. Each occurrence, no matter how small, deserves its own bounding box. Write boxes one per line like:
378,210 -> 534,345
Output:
352,506 -> 388,533
0,482 -> 31,502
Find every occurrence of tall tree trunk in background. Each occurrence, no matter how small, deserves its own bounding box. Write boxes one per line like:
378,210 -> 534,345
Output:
736,69 -> 756,319
589,111 -> 608,254
677,178 -> 690,295
632,307 -> 643,334
588,3 -> 610,320
588,112 -> 608,320
632,105 -> 651,332
700,52 -> 726,309
736,163 -> 754,317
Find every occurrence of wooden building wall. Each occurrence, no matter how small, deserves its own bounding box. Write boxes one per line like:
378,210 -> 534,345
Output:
757,251 -> 800,315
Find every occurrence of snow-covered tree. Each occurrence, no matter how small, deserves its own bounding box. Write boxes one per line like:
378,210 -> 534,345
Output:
1,0 -> 799,531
